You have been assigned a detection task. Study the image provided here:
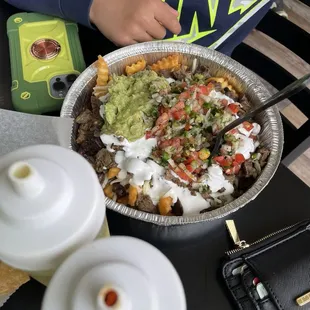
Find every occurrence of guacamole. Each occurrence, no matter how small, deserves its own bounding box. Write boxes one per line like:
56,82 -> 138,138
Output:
102,70 -> 169,141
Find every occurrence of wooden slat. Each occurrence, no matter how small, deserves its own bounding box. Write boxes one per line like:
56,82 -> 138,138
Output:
258,77 -> 308,129
259,77 -> 291,110
246,4 -> 310,187
284,0 -> 310,34
244,29 -> 310,82
244,29 -> 309,128
288,148 -> 310,187
304,147 -> 310,159
281,104 -> 308,129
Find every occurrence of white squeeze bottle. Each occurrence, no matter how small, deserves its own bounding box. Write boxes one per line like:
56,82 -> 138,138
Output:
42,236 -> 187,310
0,144 -> 107,284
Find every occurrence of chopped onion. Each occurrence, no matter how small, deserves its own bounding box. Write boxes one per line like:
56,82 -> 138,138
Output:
110,179 -> 121,185
168,159 -> 177,168
191,58 -> 198,73
191,183 -> 201,189
101,176 -> 109,188
191,89 -> 197,100
143,181 -> 151,195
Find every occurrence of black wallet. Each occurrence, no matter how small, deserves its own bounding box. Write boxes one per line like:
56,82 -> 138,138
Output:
222,219 -> 310,310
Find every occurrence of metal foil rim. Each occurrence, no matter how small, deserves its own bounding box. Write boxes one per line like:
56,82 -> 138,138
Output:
61,42 -> 283,226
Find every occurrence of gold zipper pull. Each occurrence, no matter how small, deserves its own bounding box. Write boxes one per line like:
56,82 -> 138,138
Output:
226,220 -> 249,249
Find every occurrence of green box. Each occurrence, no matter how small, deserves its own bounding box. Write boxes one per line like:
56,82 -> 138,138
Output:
7,13 -> 86,114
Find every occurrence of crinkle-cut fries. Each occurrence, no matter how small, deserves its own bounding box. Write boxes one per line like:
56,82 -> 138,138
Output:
96,55 -> 109,86
125,58 -> 146,75
150,54 -> 180,72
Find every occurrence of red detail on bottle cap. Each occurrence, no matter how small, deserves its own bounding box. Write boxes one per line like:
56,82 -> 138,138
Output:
253,277 -> 260,286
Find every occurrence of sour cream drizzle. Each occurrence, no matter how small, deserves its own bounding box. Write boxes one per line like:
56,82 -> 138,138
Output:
101,133 -> 235,214
101,134 -> 157,158
99,89 -> 262,214
145,160 -> 211,215
208,90 -> 235,105
206,165 -> 234,195
232,123 -> 261,160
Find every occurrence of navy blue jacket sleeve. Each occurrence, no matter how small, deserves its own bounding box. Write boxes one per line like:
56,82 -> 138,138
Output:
5,0 -> 94,28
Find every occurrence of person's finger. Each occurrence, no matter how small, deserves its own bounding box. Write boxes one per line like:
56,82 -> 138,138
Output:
146,19 -> 167,39
163,2 -> 179,16
134,31 -> 154,43
155,3 -> 181,35
114,37 -> 138,46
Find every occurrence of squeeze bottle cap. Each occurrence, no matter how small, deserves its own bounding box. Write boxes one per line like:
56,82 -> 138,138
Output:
0,145 -> 106,272
42,236 -> 186,310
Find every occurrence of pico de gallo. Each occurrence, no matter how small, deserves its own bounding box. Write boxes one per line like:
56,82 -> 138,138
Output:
76,57 -> 270,216
148,79 -> 262,193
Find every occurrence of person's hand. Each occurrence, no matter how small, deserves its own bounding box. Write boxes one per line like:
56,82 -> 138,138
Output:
89,0 -> 181,46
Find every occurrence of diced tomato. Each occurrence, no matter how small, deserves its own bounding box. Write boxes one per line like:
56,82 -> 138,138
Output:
188,85 -> 210,98
190,85 -> 212,100
225,164 -> 241,175
150,124 -> 165,137
186,164 -> 195,173
205,82 -> 214,91
214,156 -> 232,168
145,130 -> 152,139
222,158 -> 233,168
234,153 -> 245,164
159,137 -> 183,149
214,156 -> 225,164
174,168 -> 192,182
185,123 -> 191,131
159,106 -> 169,115
172,110 -> 186,120
229,128 -> 238,135
221,99 -> 229,107
194,167 -> 202,174
171,101 -> 185,113
243,121 -> 254,131
159,140 -> 170,148
185,152 -> 199,164
207,81 -> 215,87
173,137 -> 184,147
198,85 -> 209,95
155,112 -> 169,126
179,91 -> 190,100
227,104 -> 239,114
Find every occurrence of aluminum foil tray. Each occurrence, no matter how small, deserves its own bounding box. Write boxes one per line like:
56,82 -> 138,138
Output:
61,42 -> 283,226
